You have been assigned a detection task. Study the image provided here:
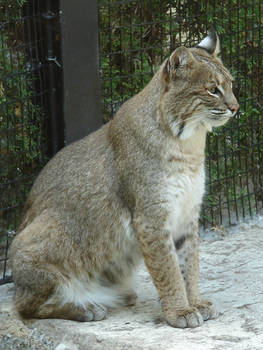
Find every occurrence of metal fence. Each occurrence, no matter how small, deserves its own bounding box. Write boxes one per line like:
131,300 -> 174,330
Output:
0,0 -> 63,284
0,0 -> 262,284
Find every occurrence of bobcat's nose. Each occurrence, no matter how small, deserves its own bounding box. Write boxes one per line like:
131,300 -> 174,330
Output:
229,102 -> 239,115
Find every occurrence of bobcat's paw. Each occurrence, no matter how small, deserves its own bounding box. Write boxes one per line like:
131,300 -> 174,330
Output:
192,300 -> 218,321
165,307 -> 203,328
82,304 -> 107,321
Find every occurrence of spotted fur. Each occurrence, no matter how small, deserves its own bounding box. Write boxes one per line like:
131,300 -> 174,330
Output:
10,32 -> 238,328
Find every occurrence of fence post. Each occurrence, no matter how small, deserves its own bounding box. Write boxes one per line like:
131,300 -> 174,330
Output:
42,0 -> 64,155
60,0 -> 102,144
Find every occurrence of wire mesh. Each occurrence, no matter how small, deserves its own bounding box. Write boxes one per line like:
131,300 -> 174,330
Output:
99,0 -> 263,228
0,0 -> 51,284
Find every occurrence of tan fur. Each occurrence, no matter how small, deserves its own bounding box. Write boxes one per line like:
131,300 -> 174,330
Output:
10,33 -> 238,328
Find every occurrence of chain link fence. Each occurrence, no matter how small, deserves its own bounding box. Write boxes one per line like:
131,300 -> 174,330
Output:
0,0 -> 62,284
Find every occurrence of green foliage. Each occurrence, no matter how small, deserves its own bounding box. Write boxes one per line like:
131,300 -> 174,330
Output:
0,0 -> 27,21
0,2 -> 46,234
16,0 -> 27,6
99,0 -> 263,226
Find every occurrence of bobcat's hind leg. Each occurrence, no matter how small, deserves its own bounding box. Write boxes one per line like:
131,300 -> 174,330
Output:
36,302 -> 107,321
11,210 -> 107,322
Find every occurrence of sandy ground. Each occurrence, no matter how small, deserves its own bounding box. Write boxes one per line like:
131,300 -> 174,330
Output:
0,217 -> 263,350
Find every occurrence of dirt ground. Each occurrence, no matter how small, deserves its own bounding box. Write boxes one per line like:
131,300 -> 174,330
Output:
0,216 -> 263,350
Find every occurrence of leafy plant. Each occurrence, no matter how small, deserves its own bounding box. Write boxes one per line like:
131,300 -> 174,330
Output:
0,1 -> 47,237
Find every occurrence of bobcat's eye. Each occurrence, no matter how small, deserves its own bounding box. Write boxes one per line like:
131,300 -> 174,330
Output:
207,87 -> 221,97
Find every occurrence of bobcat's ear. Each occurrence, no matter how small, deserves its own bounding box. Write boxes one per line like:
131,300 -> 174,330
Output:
163,47 -> 195,83
196,30 -> 220,56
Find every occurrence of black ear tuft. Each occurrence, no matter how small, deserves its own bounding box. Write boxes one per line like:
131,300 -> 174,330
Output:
196,30 -> 220,55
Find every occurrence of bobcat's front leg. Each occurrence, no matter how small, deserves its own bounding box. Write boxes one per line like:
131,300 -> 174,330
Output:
175,221 -> 218,321
134,212 -> 203,328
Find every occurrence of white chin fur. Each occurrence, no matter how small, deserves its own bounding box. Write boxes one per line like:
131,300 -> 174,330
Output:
203,111 -> 232,130
179,124 -> 196,140
179,122 -> 209,140
210,116 -> 231,128
201,120 -> 213,133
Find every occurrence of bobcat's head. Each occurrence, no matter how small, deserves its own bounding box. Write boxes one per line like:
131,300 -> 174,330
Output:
160,31 -> 239,139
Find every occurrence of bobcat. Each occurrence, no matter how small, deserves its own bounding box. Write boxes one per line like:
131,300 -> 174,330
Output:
10,31 -> 239,328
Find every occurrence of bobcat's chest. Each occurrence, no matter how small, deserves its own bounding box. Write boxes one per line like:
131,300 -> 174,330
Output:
163,167 -> 205,239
